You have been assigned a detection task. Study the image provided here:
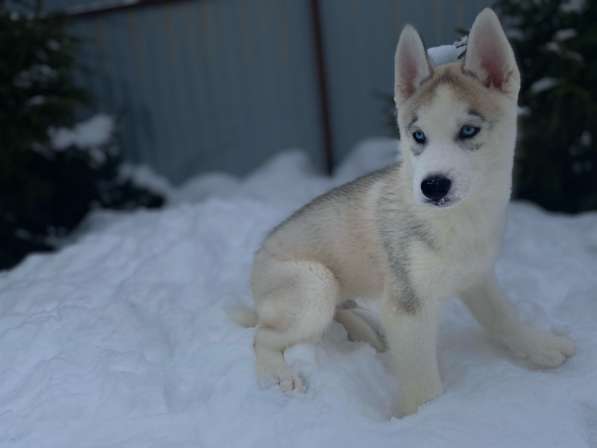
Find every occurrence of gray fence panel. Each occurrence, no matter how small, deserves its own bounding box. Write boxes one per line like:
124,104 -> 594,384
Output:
46,0 -> 492,182
68,0 -> 323,183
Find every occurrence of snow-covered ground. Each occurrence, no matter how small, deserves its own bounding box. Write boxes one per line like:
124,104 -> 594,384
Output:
1,139 -> 596,447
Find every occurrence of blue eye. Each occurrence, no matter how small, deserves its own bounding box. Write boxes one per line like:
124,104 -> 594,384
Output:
459,125 -> 480,139
412,130 -> 426,144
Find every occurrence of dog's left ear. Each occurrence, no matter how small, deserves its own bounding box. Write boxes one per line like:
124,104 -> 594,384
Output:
464,8 -> 520,98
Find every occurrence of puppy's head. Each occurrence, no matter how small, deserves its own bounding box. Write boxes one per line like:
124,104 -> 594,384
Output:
394,8 -> 520,209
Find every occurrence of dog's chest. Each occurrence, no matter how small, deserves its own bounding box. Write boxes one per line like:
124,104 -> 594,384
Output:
410,209 -> 502,298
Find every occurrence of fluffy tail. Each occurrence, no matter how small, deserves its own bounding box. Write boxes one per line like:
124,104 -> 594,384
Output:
335,307 -> 386,352
228,304 -> 259,328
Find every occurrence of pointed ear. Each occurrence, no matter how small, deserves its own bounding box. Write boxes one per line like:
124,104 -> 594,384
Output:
394,25 -> 433,105
463,8 -> 520,97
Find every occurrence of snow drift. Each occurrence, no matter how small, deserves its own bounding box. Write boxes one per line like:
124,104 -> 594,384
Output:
1,139 -> 596,447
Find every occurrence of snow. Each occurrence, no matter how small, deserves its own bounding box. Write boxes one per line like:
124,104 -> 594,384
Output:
530,77 -> 558,95
50,114 -> 114,150
543,29 -> 583,63
427,45 -> 460,66
560,0 -> 585,13
13,65 -> 56,88
554,29 -> 577,41
26,95 -> 46,107
427,38 -> 466,66
1,138 -> 597,447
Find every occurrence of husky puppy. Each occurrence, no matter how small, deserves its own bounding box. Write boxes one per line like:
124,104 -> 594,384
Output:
238,8 -> 575,416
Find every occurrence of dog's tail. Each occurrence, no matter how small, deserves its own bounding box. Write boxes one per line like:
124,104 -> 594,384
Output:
228,304 -> 259,328
335,307 -> 386,352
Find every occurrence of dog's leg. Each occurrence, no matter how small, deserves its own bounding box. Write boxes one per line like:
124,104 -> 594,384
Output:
335,306 -> 386,352
460,275 -> 575,367
252,260 -> 338,392
381,294 -> 442,417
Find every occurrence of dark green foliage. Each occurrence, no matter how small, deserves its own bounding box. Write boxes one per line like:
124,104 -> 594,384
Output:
496,0 -> 597,213
0,3 -> 164,270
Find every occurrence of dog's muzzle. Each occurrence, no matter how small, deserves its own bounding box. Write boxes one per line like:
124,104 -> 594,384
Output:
421,174 -> 452,206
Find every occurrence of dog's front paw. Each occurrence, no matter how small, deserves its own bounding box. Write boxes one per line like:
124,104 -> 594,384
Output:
503,327 -> 576,368
397,375 -> 443,417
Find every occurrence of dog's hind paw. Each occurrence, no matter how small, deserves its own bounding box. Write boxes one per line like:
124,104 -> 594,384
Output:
504,327 -> 576,368
256,364 -> 305,393
278,372 -> 305,393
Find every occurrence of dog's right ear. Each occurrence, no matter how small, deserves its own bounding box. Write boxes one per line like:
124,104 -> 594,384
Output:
394,25 -> 432,105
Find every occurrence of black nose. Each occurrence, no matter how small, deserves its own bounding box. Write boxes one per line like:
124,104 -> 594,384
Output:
421,175 -> 452,202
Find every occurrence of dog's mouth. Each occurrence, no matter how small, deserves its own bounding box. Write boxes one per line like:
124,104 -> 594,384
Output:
423,195 -> 460,208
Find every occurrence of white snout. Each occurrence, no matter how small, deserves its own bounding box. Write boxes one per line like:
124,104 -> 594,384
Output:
412,146 -> 472,207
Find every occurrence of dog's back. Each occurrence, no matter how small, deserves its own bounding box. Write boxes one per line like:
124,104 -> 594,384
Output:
258,164 -> 397,300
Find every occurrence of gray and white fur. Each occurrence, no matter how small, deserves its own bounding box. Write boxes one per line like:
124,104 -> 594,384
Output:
233,8 -> 575,417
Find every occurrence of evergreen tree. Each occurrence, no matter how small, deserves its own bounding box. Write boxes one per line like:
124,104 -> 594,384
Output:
495,0 -> 597,213
0,1 -> 164,270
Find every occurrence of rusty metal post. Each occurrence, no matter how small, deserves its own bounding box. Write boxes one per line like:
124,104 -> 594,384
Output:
309,0 -> 335,175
